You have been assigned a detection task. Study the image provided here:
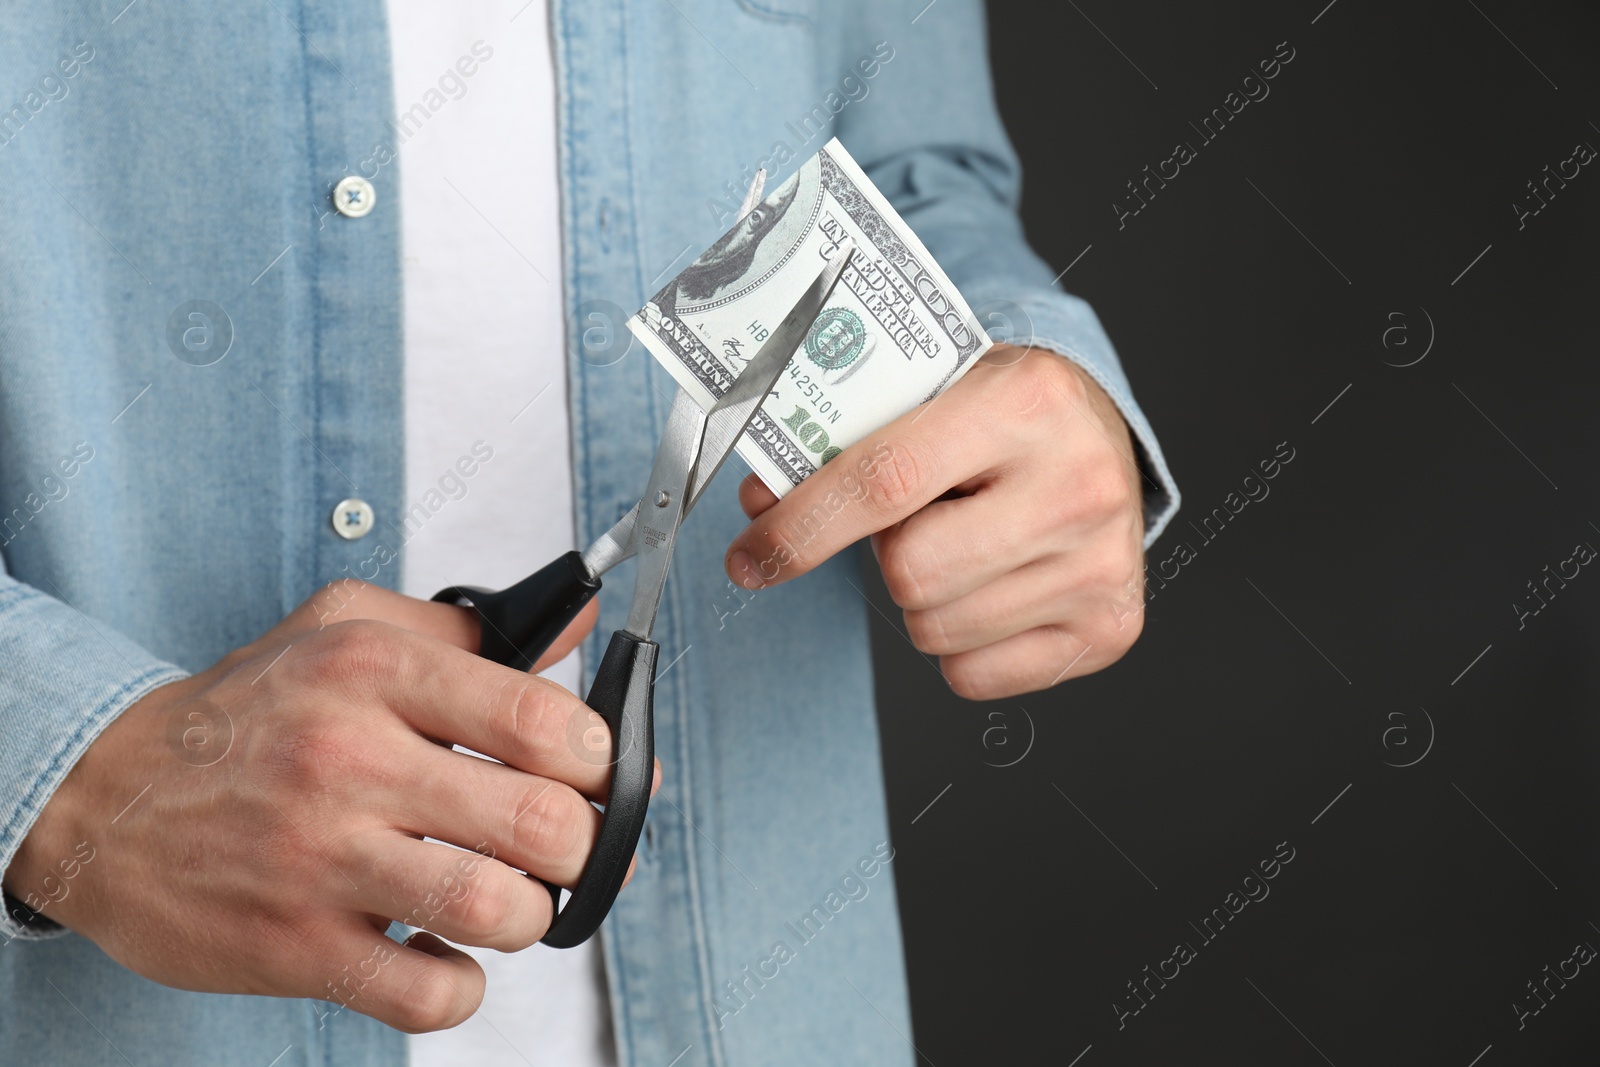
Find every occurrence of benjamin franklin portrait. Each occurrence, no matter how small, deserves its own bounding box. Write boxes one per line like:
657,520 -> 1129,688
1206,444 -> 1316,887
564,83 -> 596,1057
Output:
647,159 -> 820,318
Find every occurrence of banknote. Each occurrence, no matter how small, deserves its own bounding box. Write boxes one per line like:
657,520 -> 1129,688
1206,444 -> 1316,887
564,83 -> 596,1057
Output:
628,137 -> 992,496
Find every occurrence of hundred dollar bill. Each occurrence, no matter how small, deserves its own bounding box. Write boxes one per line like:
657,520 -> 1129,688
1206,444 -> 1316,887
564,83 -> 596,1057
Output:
628,137 -> 992,497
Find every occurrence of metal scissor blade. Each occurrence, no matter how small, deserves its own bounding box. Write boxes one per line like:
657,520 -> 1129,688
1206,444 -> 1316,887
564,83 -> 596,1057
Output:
620,384 -> 706,637
579,393 -> 702,580
579,501 -> 638,579
579,240 -> 857,582
736,168 -> 767,220
684,237 -> 855,513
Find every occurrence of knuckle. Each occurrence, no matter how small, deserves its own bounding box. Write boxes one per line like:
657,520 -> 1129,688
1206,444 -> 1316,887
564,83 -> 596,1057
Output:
452,872 -> 515,941
1070,458 -> 1135,523
1114,607 -> 1146,646
1097,550 -> 1137,594
1081,454 -> 1145,518
877,535 -> 940,609
862,440 -> 925,516
1044,626 -> 1094,687
940,655 -> 990,701
486,679 -> 559,765
393,967 -> 466,1033
300,620 -> 400,688
1009,352 -> 1081,420
509,782 -> 586,865
904,607 -> 952,656
1094,593 -> 1146,652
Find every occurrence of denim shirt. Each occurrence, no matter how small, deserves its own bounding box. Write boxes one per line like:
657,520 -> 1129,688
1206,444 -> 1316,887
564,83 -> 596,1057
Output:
0,1 -> 1178,1063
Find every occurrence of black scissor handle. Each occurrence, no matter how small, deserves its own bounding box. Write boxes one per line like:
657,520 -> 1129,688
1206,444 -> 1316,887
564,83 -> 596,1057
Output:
433,556 -> 654,947
542,630 -> 656,947
433,550 -> 600,672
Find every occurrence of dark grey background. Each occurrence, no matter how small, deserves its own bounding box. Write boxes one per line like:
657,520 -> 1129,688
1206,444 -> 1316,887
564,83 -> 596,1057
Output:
873,1 -> 1600,1063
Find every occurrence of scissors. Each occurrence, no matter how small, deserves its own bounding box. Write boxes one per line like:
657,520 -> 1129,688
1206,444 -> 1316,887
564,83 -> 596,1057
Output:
434,176 -> 855,948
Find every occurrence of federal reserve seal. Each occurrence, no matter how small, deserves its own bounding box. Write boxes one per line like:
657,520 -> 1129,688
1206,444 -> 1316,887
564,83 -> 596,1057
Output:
804,306 -> 867,372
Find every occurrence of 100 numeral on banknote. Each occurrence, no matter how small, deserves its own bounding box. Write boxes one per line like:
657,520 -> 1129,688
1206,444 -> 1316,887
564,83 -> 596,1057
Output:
628,138 -> 993,497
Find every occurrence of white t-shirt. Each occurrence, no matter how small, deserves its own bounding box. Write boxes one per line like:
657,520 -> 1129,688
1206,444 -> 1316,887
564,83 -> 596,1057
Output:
387,2 -> 615,1064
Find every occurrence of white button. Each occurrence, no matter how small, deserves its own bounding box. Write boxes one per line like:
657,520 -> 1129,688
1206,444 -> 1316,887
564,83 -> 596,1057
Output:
332,175 -> 376,218
331,498 -> 375,540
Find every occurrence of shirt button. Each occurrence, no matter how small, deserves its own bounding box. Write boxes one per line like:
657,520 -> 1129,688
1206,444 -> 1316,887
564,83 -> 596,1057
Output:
331,498 -> 375,540
332,175 -> 376,218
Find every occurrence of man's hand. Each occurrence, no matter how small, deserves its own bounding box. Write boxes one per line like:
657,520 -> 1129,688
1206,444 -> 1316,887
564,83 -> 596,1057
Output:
726,344 -> 1147,700
3,583 -> 654,1033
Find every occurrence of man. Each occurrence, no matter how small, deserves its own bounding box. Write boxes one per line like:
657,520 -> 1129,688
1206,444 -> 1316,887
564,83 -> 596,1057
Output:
0,1 -> 1179,1064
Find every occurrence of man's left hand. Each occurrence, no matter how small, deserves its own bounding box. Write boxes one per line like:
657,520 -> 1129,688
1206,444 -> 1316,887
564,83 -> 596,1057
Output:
725,344 -> 1147,700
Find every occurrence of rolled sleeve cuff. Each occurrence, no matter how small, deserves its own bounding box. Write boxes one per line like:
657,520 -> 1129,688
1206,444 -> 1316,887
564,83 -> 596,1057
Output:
0,580 -> 189,942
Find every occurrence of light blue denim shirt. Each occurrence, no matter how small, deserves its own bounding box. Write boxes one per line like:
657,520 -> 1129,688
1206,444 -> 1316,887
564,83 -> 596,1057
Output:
0,1 -> 1178,1063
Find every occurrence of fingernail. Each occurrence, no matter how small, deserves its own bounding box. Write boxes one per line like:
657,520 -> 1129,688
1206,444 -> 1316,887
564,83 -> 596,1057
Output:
728,549 -> 762,590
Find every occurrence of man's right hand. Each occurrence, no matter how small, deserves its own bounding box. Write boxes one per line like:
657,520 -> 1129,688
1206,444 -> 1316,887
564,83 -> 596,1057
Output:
2,580 -> 651,1033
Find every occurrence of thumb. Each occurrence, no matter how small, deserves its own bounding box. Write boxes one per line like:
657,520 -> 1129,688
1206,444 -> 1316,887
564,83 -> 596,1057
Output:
737,473 -> 780,519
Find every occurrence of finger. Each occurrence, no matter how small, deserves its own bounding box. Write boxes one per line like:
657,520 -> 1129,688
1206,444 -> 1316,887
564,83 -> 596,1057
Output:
939,624 -> 1117,701
902,554 -> 1107,657
349,832 -> 558,952
311,922 -> 485,1034
738,474 -> 780,519
396,747 -> 605,888
724,385 -> 1010,590
276,580 -> 485,653
529,597 -> 599,674
306,621 -> 617,796
870,482 -> 1059,611
280,577 -> 598,674
872,425 -> 1146,616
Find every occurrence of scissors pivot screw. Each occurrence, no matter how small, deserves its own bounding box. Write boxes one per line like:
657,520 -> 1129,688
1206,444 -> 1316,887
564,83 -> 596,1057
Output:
654,490 -> 672,507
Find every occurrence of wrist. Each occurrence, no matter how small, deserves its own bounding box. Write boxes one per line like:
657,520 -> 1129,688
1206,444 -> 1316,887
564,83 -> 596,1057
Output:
4,789 -> 79,923
4,674 -> 194,927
